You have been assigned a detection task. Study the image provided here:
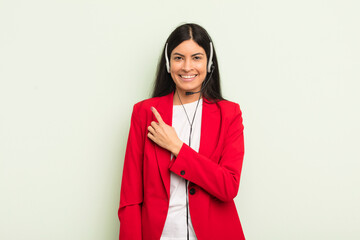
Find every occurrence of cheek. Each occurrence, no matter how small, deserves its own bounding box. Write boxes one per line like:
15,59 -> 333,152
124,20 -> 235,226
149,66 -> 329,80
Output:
170,69 -> 179,80
195,61 -> 207,72
170,62 -> 181,73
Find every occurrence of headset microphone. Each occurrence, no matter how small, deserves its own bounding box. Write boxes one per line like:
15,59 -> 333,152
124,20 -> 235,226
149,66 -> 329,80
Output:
185,65 -> 215,95
185,91 -> 199,96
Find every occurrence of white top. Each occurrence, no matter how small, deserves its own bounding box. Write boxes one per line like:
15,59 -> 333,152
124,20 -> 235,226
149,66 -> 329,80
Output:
160,98 -> 203,240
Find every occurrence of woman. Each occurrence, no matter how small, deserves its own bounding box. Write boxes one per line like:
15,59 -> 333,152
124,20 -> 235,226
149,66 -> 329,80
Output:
118,23 -> 245,240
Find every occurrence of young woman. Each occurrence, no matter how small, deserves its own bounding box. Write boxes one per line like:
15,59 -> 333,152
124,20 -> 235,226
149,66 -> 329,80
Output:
118,23 -> 245,240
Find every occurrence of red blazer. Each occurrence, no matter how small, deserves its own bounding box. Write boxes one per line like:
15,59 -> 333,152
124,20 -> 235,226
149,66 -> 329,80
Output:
118,91 -> 245,240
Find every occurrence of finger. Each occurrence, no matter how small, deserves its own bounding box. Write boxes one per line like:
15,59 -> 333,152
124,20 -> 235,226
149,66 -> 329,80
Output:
151,107 -> 164,124
148,125 -> 156,134
147,132 -> 155,141
150,121 -> 159,131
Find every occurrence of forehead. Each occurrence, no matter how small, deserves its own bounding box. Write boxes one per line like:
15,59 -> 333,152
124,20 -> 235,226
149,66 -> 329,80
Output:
171,39 -> 205,55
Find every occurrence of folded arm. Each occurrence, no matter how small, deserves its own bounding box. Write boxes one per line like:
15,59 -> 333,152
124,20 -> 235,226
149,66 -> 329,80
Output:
169,103 -> 245,202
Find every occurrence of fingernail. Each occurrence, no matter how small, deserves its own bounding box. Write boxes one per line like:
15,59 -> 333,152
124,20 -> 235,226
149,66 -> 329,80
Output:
151,106 -> 154,110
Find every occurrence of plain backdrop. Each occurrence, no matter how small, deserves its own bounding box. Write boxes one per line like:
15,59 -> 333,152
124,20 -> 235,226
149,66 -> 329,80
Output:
1,0 -> 359,239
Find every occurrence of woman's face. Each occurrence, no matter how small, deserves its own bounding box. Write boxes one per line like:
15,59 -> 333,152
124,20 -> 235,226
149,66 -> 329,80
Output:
170,39 -> 207,95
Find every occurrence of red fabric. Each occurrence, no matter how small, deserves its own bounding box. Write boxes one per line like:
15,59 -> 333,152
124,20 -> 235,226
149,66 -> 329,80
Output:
118,91 -> 245,240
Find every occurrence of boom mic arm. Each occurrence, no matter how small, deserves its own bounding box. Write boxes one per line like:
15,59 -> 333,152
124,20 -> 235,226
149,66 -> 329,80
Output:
185,65 -> 215,95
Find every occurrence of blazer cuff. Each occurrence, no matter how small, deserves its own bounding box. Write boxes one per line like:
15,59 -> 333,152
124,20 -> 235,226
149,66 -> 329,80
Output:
168,143 -> 195,176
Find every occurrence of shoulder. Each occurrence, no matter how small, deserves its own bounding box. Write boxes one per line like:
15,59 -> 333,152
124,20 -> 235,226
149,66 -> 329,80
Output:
211,99 -> 242,117
215,99 -> 241,109
133,95 -> 166,109
215,99 -> 244,130
131,94 -> 168,117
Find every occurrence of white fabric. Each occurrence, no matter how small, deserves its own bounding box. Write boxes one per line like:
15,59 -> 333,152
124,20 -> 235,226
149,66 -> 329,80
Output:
160,98 -> 203,240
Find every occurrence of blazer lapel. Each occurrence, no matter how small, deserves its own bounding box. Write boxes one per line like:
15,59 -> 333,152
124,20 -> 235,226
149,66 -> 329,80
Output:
153,92 -> 174,199
199,97 -> 220,159
153,91 -> 220,199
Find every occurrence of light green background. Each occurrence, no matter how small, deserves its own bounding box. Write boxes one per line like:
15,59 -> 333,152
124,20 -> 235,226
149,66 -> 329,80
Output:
1,0 -> 359,239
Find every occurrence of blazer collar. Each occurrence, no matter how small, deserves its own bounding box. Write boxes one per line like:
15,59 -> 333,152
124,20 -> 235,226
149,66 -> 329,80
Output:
153,91 -> 218,198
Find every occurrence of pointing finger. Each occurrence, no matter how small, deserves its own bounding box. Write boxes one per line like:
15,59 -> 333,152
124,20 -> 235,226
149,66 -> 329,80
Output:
151,106 -> 164,124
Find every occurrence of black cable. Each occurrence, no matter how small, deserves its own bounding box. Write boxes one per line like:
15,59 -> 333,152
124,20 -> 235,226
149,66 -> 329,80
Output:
176,91 -> 201,240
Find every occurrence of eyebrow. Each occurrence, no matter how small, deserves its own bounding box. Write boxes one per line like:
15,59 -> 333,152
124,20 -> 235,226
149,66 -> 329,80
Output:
173,52 -> 205,57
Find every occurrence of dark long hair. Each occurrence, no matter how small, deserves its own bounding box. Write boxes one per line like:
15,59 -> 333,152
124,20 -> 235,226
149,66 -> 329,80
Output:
151,23 -> 225,103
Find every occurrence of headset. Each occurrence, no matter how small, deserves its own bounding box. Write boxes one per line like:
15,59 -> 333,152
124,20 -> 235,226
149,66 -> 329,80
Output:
165,33 -> 215,95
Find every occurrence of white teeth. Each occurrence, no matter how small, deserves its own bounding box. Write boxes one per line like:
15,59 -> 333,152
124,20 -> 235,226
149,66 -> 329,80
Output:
180,75 -> 196,79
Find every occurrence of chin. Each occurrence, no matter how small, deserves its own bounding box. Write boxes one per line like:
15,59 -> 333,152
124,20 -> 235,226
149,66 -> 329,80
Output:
177,85 -> 201,92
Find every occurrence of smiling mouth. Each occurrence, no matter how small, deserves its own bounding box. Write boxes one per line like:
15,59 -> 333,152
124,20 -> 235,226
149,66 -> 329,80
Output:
179,74 -> 198,81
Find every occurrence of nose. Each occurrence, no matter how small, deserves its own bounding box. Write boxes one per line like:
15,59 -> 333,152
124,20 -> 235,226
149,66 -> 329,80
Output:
182,58 -> 193,72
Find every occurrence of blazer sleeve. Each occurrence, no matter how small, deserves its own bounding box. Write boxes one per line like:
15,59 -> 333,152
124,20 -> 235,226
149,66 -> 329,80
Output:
118,103 -> 144,240
169,103 -> 244,202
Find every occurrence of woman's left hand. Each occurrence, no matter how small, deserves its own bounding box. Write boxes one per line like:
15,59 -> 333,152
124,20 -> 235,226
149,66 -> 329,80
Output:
147,106 -> 183,157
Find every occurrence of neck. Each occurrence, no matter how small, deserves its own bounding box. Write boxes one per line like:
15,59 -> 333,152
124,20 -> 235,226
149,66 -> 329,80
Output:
173,88 -> 202,105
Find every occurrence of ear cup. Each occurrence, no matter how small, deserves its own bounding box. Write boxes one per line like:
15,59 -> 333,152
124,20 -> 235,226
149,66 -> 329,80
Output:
165,43 -> 170,73
207,42 -> 213,73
